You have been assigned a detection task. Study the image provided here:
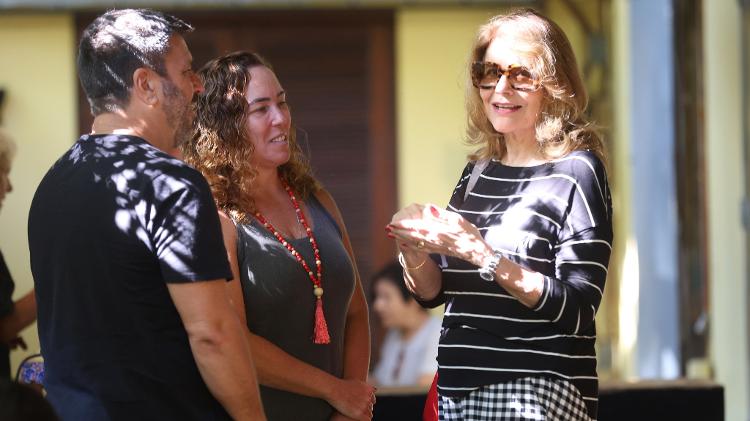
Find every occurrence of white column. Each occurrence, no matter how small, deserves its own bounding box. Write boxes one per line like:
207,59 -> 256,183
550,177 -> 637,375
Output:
628,0 -> 681,379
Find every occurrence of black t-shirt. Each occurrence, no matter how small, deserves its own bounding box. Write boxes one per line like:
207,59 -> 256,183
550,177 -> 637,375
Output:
28,134 -> 233,421
0,250 -> 14,378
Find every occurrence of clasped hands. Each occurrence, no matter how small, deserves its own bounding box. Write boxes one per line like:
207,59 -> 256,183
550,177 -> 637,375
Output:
387,203 -> 492,267
329,378 -> 376,421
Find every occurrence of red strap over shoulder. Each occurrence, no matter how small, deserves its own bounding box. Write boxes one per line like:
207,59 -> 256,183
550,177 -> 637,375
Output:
423,373 -> 439,421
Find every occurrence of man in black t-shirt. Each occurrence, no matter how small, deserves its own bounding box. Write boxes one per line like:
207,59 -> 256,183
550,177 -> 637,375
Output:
28,9 -> 265,421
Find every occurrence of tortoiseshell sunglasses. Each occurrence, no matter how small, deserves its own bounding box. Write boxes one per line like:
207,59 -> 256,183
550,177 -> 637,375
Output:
470,61 -> 541,92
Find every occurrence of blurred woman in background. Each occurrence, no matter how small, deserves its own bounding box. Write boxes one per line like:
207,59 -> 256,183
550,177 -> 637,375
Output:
370,261 -> 440,388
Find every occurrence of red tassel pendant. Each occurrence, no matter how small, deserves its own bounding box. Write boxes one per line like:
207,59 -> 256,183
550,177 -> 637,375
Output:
256,180 -> 330,345
313,288 -> 331,344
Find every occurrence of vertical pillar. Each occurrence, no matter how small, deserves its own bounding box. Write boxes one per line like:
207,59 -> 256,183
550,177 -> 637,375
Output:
629,0 -> 681,379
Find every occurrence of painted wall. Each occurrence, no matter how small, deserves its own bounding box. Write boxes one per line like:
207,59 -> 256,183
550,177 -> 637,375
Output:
0,13 -> 77,375
395,7 -> 502,208
703,0 -> 749,419
610,0 -> 638,380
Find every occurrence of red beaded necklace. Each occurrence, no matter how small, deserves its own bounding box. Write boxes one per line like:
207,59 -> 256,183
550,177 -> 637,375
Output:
253,180 -> 330,344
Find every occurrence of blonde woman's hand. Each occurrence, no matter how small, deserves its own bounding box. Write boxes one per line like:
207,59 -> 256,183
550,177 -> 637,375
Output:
388,203 -> 491,267
387,203 -> 431,260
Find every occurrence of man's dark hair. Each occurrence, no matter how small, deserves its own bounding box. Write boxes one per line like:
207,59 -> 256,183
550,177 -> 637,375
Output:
77,9 -> 193,116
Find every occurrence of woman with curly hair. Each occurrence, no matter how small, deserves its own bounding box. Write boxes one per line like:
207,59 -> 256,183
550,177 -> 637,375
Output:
387,9 -> 613,420
181,52 -> 375,421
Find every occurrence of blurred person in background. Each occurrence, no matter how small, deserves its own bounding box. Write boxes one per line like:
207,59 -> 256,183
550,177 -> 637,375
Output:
182,51 -> 375,421
370,261 -> 440,388
0,129 -> 36,379
387,9 -> 613,421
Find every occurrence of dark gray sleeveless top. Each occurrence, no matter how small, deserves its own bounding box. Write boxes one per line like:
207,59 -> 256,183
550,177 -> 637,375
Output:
235,195 -> 355,421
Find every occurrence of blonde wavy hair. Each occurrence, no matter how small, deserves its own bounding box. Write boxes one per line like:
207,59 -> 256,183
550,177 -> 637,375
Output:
466,9 -> 606,164
181,51 -> 320,223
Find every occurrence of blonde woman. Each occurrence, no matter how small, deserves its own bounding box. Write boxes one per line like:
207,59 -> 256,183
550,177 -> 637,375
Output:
388,9 -> 613,420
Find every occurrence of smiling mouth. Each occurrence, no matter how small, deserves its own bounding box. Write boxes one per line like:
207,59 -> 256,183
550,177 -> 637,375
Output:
269,134 -> 288,144
493,103 -> 521,111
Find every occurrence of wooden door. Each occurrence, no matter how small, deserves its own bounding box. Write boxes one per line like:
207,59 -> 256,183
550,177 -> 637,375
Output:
76,10 -> 398,288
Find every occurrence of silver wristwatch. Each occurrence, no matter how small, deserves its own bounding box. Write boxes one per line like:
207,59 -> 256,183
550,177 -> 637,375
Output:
478,251 -> 502,281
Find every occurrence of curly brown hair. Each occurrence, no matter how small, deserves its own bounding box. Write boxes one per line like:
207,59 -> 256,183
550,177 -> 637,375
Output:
181,51 -> 320,223
466,9 -> 606,165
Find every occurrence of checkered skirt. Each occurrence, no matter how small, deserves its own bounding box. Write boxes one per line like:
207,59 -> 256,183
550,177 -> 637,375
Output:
438,376 -> 593,421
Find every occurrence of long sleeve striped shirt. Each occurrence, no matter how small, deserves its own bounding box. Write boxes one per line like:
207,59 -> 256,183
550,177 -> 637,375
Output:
422,150 -> 613,418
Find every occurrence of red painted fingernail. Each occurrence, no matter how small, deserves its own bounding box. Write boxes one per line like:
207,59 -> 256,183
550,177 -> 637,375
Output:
430,205 -> 440,217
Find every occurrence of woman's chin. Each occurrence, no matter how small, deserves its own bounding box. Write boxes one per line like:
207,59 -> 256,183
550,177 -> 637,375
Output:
258,154 -> 292,170
275,151 -> 292,166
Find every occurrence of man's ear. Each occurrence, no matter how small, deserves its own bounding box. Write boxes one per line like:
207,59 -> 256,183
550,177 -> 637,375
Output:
132,68 -> 159,106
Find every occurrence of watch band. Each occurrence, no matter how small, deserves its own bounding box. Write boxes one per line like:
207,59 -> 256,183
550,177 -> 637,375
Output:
478,250 -> 502,281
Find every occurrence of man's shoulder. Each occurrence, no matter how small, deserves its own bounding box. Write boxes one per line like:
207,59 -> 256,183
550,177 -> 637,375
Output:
86,134 -> 208,194
98,134 -> 195,176
50,134 -> 191,173
147,157 -> 205,186
35,134 -> 210,205
147,160 -> 210,199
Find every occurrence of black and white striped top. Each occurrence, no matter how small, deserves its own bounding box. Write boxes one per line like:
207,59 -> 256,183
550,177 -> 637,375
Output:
424,150 -> 613,418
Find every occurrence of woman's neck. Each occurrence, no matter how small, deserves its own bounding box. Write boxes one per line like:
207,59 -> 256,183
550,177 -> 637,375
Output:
250,165 -> 312,238
398,310 -> 429,341
501,131 -> 546,167
252,167 -> 284,199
